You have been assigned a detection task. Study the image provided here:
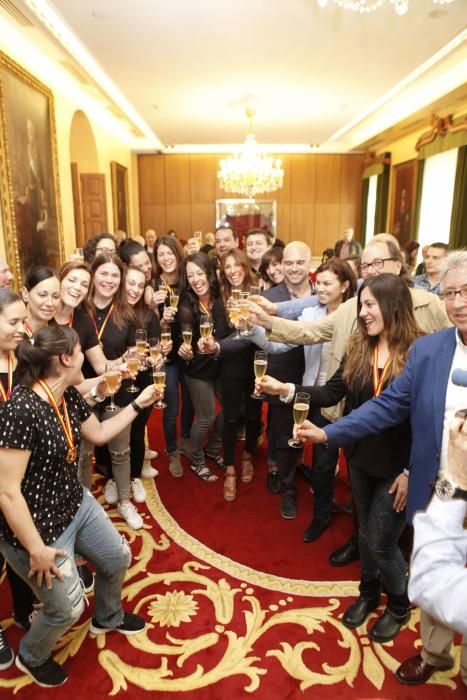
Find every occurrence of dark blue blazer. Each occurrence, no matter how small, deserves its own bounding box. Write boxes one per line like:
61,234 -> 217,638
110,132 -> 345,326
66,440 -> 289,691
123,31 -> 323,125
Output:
325,328 -> 458,523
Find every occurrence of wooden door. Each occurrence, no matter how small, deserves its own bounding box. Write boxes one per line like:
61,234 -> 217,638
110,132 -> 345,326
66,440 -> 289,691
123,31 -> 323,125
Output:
80,174 -> 108,240
70,163 -> 85,247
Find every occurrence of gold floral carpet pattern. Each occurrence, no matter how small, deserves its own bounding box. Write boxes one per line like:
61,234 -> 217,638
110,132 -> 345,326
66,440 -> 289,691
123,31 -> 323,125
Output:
0,475 -> 465,699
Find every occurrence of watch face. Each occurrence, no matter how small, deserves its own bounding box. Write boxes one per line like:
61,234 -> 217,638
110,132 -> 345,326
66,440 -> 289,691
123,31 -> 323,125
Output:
435,477 -> 455,500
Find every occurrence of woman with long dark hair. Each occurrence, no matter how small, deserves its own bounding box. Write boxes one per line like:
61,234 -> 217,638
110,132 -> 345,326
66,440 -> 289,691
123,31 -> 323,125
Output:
0,324 -> 158,687
178,252 -> 229,482
151,235 -> 192,477
259,273 -> 420,643
259,247 -> 284,289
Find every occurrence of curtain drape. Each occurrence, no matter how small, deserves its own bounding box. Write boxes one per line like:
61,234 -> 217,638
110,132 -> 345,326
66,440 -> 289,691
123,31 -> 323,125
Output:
374,164 -> 390,235
360,177 -> 369,246
449,145 -> 467,249
411,159 -> 425,241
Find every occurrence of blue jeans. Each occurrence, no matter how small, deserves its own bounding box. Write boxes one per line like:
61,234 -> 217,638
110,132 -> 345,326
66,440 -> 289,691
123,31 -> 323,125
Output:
349,464 -> 407,594
164,362 -> 194,454
184,375 -> 223,466
0,488 -> 131,667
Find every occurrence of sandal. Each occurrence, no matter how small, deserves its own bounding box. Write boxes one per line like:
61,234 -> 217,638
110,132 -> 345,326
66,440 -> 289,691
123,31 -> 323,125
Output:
240,454 -> 254,483
205,451 -> 225,471
190,463 -> 218,482
223,466 -> 237,501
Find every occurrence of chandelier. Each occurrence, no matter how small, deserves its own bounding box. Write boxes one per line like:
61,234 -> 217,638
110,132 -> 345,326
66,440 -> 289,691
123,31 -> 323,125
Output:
316,0 -> 456,15
218,110 -> 284,197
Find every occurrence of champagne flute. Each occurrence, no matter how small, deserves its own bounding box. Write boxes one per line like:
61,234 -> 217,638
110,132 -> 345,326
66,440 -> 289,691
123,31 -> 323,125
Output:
288,392 -> 310,447
194,230 -> 203,250
168,291 -> 179,322
199,313 -> 213,354
135,328 -> 148,371
104,363 -> 120,412
182,323 -> 193,347
231,286 -> 241,302
148,337 -> 162,368
229,302 -> 242,339
153,369 -> 167,409
70,247 -> 84,262
251,351 -> 268,399
240,292 -> 253,337
160,329 -> 172,364
126,348 -> 140,393
249,285 -> 261,303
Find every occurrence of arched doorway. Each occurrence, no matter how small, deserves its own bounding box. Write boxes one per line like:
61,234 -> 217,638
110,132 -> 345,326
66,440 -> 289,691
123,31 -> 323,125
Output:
69,110 -> 108,245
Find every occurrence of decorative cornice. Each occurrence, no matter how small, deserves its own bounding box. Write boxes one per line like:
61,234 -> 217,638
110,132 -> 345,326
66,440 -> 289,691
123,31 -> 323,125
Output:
415,113 -> 467,151
363,151 -> 391,168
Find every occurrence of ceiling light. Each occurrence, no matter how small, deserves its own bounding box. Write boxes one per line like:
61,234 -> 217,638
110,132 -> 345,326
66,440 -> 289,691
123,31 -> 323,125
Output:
316,0 -> 456,14
217,110 -> 284,197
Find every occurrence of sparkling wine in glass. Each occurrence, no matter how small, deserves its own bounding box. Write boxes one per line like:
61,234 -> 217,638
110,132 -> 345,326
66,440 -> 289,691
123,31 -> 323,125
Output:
148,337 -> 162,368
135,329 -> 148,371
126,348 -> 140,393
182,324 -> 193,346
240,292 -> 253,337
252,351 -> 268,399
104,363 -> 120,412
199,313 -> 213,354
229,303 -> 242,339
153,369 -> 167,409
231,286 -> 241,302
288,392 -> 310,447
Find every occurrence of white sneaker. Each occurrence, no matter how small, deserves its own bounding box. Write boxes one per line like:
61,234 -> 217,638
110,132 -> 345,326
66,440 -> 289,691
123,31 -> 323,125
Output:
103,479 -> 118,505
131,478 -> 147,503
141,462 -> 159,478
144,447 -> 158,460
117,502 -> 143,530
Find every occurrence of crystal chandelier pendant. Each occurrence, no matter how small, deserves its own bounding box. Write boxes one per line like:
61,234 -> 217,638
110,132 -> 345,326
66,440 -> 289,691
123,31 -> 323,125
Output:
217,110 -> 284,197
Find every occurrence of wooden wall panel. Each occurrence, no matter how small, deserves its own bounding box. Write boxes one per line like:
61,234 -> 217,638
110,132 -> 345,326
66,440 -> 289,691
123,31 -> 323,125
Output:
137,153 -> 365,251
140,204 -> 167,237
316,156 -> 342,203
166,204 -> 192,239
191,203 -> 216,234
340,155 -> 363,203
138,155 -> 165,205
290,155 -> 316,203
165,155 -> 191,204
314,204 -> 340,255
190,155 -> 216,203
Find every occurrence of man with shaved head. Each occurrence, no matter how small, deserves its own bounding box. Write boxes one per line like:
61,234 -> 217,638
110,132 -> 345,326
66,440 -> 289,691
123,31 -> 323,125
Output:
0,257 -> 13,288
260,241 -> 313,518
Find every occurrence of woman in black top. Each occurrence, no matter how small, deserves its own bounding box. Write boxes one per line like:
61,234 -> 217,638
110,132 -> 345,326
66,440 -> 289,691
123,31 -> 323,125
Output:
259,274 -> 421,644
178,253 -> 230,482
0,325 -> 158,687
204,249 -> 262,501
152,236 -> 193,477
85,254 -> 142,530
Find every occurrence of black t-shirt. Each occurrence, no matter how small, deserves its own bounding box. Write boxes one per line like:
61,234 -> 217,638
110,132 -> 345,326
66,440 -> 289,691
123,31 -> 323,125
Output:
71,308 -> 99,353
0,385 -> 92,547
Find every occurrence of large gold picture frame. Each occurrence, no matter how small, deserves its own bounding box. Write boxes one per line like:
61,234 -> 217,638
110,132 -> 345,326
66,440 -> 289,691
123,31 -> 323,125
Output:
0,51 -> 64,285
110,161 -> 129,234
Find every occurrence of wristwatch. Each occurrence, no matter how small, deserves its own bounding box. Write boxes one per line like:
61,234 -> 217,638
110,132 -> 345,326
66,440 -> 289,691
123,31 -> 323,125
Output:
90,385 -> 105,403
435,476 -> 467,502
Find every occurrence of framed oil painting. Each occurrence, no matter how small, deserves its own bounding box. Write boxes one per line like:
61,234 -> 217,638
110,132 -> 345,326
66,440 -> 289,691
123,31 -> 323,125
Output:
390,159 -> 417,248
0,51 -> 64,285
111,161 -> 129,234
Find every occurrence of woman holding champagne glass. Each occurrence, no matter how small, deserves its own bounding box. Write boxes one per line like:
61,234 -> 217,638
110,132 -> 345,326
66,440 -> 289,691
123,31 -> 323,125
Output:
82,254 -> 144,530
258,274 -> 418,643
203,249 -> 263,501
152,236 -> 193,477
178,253 -> 230,482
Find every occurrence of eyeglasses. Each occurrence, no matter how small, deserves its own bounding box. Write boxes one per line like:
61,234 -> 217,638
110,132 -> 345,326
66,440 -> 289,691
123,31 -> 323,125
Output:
96,246 -> 116,254
360,257 -> 396,274
441,286 -> 467,302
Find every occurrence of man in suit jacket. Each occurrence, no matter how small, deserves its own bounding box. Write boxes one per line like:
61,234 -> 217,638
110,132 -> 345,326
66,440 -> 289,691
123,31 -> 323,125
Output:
295,250 -> 467,687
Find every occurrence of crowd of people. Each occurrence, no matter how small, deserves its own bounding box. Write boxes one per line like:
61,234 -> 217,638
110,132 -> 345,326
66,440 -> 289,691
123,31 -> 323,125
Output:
0,224 -> 464,689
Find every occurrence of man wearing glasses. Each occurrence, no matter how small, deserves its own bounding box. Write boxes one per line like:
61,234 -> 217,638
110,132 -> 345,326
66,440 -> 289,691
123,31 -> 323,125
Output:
249,236 -> 450,566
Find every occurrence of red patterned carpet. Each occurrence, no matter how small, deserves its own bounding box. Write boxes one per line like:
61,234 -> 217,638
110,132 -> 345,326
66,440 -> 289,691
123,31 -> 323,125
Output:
0,409 -> 465,698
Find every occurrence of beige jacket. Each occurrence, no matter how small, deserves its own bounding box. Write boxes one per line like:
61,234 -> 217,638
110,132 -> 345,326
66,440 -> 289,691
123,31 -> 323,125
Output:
268,288 -> 451,422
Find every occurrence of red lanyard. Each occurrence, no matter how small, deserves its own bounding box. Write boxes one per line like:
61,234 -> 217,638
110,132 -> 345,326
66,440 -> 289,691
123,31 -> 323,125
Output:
23,321 -> 33,338
37,380 -> 77,463
68,310 -> 74,328
92,304 -> 114,348
372,346 -> 392,397
199,300 -> 211,317
0,352 -> 13,402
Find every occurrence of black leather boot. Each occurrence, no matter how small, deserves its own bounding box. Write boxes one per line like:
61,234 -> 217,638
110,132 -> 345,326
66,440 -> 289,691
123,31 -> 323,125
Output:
342,577 -> 381,629
329,535 -> 359,566
369,591 -> 410,643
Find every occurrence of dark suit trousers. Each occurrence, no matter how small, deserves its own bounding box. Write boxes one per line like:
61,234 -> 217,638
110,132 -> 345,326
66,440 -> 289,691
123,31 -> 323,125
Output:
268,402 -> 299,493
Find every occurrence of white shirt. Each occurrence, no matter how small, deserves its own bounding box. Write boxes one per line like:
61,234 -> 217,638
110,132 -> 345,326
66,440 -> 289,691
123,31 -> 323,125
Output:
409,494 -> 467,637
440,329 -> 467,474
